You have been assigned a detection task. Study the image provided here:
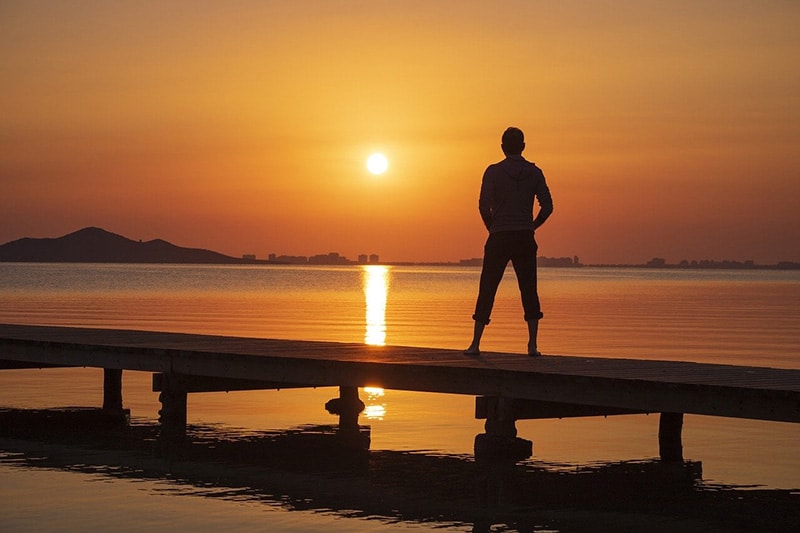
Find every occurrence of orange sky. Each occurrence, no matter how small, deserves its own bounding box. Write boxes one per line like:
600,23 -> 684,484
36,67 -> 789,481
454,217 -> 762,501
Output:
1,1 -> 798,264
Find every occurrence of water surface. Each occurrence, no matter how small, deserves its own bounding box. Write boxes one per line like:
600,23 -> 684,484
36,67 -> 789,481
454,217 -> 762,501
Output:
1,263 -> 798,530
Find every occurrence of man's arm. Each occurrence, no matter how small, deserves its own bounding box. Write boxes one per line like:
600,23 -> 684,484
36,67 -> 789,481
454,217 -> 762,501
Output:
478,172 -> 494,230
532,175 -> 553,230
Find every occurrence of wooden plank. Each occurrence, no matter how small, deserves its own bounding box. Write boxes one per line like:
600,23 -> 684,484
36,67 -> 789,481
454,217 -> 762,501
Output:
0,360 -> 67,370
475,396 -> 647,420
151,373 -> 322,393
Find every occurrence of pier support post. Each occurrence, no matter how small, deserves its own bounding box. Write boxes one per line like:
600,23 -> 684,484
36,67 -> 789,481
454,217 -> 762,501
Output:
659,412 -> 684,463
474,397 -> 532,462
325,386 -> 370,449
103,368 -> 123,412
158,373 -> 188,456
101,368 -> 129,426
474,397 -> 530,508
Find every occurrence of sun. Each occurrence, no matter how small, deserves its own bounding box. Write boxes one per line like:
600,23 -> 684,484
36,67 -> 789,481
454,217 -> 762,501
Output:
366,153 -> 389,175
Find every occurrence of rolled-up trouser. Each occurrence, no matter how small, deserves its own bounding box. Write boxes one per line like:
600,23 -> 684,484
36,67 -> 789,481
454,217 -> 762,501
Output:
472,230 -> 543,324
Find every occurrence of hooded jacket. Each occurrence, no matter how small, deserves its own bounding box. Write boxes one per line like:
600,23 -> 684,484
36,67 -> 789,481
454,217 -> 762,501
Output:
478,154 -> 553,233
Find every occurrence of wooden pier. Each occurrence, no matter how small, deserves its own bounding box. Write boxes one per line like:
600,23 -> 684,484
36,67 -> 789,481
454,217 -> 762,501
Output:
1,324 -> 799,462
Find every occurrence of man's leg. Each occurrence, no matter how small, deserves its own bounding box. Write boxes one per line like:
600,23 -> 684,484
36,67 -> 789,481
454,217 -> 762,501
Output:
465,234 -> 508,355
464,320 -> 486,356
511,232 -> 542,356
526,319 -> 541,357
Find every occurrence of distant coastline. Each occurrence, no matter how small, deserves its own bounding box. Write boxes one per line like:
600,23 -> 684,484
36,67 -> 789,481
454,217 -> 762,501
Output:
1,227 -> 798,270
425,257 -> 800,270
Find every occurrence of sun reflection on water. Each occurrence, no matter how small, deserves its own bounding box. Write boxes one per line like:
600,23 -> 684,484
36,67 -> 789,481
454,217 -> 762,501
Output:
362,265 -> 390,346
362,386 -> 386,420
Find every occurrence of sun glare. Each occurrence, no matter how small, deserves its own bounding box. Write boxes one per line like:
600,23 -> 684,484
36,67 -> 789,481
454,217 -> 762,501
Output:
366,153 -> 389,175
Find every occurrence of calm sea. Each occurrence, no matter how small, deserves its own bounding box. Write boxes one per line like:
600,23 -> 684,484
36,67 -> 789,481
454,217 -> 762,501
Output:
1,263 -> 798,531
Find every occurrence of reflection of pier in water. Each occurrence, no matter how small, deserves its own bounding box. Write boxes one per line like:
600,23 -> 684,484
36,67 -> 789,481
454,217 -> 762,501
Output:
1,413 -> 798,532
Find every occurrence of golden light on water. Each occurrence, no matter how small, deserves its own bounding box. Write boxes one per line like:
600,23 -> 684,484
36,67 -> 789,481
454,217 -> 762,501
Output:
362,386 -> 386,420
363,404 -> 386,420
360,266 -> 394,420
363,265 -> 390,345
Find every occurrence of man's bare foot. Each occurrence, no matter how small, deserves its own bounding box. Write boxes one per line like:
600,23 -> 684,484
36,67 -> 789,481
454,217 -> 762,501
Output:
463,346 -> 480,356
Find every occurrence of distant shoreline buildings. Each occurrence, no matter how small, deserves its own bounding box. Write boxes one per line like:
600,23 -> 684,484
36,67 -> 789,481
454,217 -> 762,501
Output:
246,251 -> 799,270
259,252 -> 380,265
458,255 -> 582,267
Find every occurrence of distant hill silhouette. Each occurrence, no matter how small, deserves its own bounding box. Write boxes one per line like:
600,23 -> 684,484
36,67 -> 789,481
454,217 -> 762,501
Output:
0,227 -> 239,264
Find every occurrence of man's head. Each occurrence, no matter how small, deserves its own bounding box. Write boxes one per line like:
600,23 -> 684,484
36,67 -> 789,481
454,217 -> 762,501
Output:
501,127 -> 525,156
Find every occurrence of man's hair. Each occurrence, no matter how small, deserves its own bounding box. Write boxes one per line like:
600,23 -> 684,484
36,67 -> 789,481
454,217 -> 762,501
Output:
501,127 -> 525,155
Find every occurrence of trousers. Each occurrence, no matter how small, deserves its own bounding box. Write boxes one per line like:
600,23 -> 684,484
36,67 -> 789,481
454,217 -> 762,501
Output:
472,230 -> 543,324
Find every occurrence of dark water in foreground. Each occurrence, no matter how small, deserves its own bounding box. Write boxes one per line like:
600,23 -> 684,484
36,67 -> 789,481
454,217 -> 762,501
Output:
1,264 -> 798,531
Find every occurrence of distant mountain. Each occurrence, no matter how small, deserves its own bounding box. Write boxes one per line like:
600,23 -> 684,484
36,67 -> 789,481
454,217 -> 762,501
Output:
0,227 -> 239,264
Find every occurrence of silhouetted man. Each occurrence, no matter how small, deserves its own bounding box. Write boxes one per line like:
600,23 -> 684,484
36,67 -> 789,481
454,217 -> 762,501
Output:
464,127 -> 553,356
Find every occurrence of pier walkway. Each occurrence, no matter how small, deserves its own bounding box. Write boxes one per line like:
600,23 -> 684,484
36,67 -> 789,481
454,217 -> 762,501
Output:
1,324 -> 799,461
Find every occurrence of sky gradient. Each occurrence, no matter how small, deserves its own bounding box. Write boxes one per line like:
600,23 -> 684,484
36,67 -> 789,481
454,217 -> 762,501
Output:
2,1 -> 798,264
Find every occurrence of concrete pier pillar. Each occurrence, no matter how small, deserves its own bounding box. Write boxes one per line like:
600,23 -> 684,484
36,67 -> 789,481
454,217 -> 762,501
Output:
325,386 -> 370,449
659,412 -> 684,462
474,397 -> 529,506
157,373 -> 188,455
102,368 -> 123,412
474,396 -> 532,462
101,368 -> 129,426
